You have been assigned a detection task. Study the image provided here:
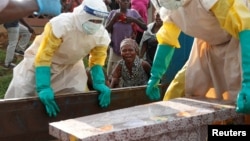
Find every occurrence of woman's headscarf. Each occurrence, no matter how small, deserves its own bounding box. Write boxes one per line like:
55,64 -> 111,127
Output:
120,38 -> 139,54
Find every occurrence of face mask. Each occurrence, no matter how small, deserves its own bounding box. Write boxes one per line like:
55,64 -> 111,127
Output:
82,21 -> 102,34
159,0 -> 187,10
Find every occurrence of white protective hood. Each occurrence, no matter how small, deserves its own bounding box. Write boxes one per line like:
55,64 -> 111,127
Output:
73,0 -> 109,32
158,0 -> 190,10
150,0 -> 191,22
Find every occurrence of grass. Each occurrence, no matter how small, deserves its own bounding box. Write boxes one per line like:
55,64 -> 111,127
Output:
0,48 -> 17,98
0,75 -> 12,98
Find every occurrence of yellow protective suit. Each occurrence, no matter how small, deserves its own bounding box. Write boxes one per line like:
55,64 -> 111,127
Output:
161,0 -> 250,102
4,12 -> 110,98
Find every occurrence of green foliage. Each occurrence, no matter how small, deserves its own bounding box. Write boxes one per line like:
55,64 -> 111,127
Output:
83,56 -> 89,67
0,74 -> 12,98
0,49 -> 5,61
0,48 -> 12,98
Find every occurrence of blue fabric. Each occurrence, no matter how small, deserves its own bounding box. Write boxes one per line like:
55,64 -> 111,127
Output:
90,65 -> 111,108
161,32 -> 193,84
36,66 -> 60,117
36,0 -> 62,16
236,30 -> 250,114
146,44 -> 175,100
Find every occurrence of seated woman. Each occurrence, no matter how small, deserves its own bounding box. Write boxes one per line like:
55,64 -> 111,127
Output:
110,38 -> 151,88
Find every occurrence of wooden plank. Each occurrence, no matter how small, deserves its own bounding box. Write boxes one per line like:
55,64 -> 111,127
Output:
0,84 -> 168,141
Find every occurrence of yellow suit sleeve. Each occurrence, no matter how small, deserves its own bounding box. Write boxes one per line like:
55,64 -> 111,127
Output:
88,46 -> 108,68
156,21 -> 181,48
34,22 -> 62,67
163,65 -> 186,101
211,0 -> 250,38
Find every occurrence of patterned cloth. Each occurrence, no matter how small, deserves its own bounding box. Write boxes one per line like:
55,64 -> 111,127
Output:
119,56 -> 149,87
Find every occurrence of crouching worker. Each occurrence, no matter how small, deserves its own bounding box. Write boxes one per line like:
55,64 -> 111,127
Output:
4,0 -> 111,117
146,0 -> 250,115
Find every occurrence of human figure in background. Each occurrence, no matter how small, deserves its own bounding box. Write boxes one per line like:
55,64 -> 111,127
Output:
139,11 -> 162,66
109,0 -> 120,10
3,18 -> 34,68
0,0 -> 62,24
64,0 -> 83,12
146,0 -> 250,115
104,0 -> 112,12
140,10 -> 193,86
105,0 -> 147,80
4,0 -> 111,117
130,0 -> 150,44
110,38 -> 151,88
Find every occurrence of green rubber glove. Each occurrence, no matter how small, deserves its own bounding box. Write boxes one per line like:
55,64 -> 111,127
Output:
36,0 -> 62,16
146,44 -> 175,100
36,66 -> 60,117
90,65 -> 111,108
236,30 -> 250,114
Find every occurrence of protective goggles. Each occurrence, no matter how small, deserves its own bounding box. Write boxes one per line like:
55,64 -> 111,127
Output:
83,5 -> 109,18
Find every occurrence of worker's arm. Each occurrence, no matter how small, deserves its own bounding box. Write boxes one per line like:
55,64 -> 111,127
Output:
211,0 -> 250,113
0,0 -> 61,24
